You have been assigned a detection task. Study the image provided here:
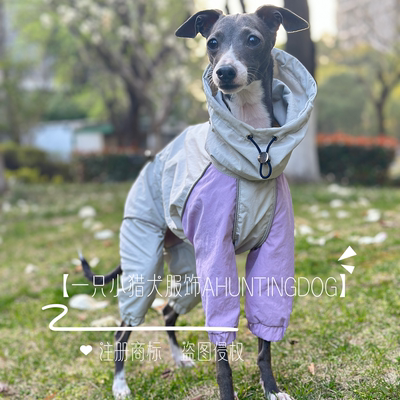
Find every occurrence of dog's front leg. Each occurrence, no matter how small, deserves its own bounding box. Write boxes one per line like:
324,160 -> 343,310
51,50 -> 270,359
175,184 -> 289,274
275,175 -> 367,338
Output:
112,321 -> 132,399
216,345 -> 236,400
258,339 -> 292,400
258,338 -> 279,397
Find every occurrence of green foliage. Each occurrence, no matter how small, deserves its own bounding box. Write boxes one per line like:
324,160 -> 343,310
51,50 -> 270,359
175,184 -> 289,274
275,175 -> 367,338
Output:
12,0 -> 206,147
0,142 -> 71,181
315,39 -> 400,137
73,153 -> 147,182
318,144 -> 395,185
43,92 -> 88,121
317,73 -> 367,134
5,167 -> 41,184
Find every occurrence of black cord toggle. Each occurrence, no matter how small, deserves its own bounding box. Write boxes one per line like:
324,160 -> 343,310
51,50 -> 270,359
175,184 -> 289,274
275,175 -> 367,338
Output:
247,135 -> 277,179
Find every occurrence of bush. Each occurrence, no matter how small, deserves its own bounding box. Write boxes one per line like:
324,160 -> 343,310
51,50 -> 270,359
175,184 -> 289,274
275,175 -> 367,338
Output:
0,142 -> 72,182
318,134 -> 396,185
73,153 -> 147,182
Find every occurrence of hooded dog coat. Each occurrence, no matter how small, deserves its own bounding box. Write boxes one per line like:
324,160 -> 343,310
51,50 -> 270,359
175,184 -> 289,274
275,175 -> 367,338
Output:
118,48 -> 317,344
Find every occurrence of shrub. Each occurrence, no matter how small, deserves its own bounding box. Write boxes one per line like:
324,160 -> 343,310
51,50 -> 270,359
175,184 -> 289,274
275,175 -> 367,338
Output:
0,142 -> 72,182
73,153 -> 147,182
318,133 -> 396,185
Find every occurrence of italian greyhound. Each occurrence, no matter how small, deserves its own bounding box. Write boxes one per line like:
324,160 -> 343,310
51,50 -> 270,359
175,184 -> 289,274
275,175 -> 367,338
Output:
82,5 -> 308,399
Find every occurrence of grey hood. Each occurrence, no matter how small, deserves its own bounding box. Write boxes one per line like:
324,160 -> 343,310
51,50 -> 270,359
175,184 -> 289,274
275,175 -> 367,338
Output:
204,48 -> 317,181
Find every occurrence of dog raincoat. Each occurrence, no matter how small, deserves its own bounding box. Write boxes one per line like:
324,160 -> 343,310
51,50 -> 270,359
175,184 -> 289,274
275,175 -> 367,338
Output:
118,48 -> 317,344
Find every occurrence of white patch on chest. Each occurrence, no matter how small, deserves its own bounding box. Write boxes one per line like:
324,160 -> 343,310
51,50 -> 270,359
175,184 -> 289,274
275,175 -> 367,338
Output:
227,80 -> 271,129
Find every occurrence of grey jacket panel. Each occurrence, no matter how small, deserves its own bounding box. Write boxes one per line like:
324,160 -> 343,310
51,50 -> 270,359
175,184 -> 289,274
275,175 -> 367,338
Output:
119,48 -> 317,322
123,48 -> 317,252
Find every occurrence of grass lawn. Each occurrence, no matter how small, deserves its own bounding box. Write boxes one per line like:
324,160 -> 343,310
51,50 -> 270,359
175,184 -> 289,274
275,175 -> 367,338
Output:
0,181 -> 399,399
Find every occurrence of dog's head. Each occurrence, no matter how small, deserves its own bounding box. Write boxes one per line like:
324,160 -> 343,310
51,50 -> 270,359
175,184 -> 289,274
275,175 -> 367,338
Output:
176,6 -> 308,94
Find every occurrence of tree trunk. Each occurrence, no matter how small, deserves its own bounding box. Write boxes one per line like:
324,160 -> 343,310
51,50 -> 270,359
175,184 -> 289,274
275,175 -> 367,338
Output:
0,0 -> 8,192
283,0 -> 320,183
0,153 -> 7,194
376,100 -> 385,136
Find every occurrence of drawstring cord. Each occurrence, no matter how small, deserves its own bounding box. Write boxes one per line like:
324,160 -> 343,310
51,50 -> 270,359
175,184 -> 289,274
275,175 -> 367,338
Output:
247,135 -> 277,179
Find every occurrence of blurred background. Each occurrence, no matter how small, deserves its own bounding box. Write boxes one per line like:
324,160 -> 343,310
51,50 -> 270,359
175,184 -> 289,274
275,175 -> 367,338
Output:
0,0 -> 399,188
0,2 -> 399,398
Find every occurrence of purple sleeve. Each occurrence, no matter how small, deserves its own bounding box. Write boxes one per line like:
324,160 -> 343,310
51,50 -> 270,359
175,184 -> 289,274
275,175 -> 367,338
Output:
182,164 -> 239,344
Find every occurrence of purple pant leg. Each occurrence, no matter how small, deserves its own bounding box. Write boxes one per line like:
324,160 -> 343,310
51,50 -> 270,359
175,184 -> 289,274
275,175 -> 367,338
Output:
245,173 -> 295,341
182,164 -> 239,345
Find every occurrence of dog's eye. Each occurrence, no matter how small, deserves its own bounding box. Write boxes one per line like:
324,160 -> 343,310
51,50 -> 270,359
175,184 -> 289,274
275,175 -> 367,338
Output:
248,35 -> 261,47
207,38 -> 218,50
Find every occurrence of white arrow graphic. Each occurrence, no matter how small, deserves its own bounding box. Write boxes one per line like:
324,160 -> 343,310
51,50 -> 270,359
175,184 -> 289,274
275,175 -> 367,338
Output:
338,246 -> 357,261
341,264 -> 355,274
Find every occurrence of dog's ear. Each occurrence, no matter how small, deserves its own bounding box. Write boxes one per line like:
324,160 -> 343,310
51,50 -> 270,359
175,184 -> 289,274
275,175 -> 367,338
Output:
256,6 -> 309,33
175,9 -> 223,38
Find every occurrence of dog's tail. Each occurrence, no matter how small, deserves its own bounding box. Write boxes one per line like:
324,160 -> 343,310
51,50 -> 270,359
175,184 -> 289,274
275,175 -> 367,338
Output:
80,254 -> 122,285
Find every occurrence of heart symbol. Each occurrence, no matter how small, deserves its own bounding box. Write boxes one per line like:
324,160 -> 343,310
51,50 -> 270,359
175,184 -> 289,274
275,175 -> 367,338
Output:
80,345 -> 92,356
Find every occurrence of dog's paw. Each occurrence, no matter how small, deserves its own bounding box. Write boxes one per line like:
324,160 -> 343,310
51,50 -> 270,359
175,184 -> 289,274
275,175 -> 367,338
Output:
112,380 -> 131,399
268,392 -> 294,400
175,356 -> 196,368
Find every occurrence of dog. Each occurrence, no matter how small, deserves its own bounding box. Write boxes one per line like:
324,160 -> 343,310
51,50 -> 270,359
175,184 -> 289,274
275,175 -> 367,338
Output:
81,5 -> 316,400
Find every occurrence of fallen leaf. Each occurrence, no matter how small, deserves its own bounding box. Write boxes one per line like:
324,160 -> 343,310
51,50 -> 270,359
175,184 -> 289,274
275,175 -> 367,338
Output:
364,209 -> 381,222
306,236 -> 326,246
358,232 -> 387,245
308,362 -> 315,375
75,264 -> 82,272
327,184 -> 353,197
25,264 -> 38,274
94,230 -> 114,240
89,257 -> 100,267
330,199 -> 344,208
358,197 -> 370,206
91,316 -> 120,327
0,382 -> 13,395
69,294 -> 109,311
82,218 -> 94,229
317,210 -> 330,219
298,224 -> 314,235
90,222 -> 104,232
336,210 -> 350,219
151,298 -> 167,314
161,368 -> 173,379
79,206 -> 96,219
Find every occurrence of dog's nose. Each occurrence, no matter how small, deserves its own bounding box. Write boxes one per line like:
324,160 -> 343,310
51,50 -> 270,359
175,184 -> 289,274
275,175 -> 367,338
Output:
216,65 -> 236,83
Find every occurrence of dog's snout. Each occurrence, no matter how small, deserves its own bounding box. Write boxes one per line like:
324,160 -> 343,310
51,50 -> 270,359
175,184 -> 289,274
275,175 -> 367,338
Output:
216,65 -> 237,82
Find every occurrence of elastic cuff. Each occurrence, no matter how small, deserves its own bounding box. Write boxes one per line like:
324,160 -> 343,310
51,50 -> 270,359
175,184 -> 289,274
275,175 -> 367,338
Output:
248,323 -> 286,342
121,315 -> 145,327
208,331 -> 237,345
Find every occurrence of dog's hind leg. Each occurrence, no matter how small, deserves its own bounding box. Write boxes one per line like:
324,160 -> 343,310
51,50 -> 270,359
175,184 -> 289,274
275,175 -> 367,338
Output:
163,239 -> 200,368
162,303 -> 195,368
112,321 -> 132,399
216,345 -> 236,400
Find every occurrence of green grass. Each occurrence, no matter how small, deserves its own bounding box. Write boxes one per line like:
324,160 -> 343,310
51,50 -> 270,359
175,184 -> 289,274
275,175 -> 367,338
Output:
0,182 -> 399,399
